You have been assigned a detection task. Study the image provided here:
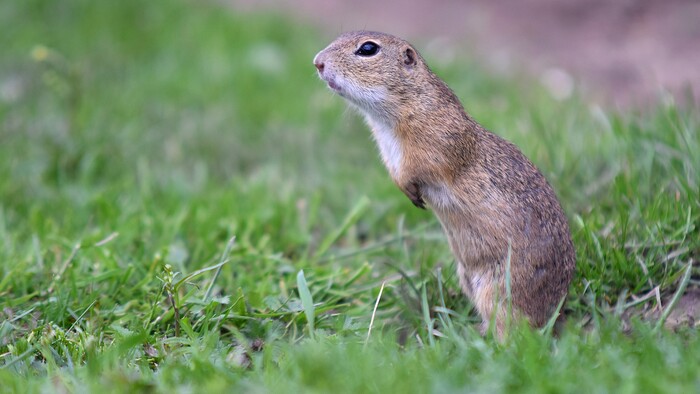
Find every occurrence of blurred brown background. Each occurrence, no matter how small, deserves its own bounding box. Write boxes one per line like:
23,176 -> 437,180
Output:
231,0 -> 700,108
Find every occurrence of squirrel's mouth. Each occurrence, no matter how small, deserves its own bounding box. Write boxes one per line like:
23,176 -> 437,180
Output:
325,76 -> 341,93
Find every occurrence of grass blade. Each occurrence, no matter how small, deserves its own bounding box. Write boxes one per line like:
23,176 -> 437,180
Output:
421,286 -> 435,347
296,269 -> 315,339
204,236 -> 237,301
174,252 -> 233,291
654,259 -> 694,332
365,281 -> 386,347
313,195 -> 370,259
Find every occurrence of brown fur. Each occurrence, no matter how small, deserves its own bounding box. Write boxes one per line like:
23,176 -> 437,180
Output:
314,31 -> 575,336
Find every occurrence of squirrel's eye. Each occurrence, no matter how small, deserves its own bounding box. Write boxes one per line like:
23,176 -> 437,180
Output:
355,41 -> 379,57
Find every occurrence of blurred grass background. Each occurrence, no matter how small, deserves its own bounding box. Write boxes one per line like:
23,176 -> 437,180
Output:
1,0 -> 698,392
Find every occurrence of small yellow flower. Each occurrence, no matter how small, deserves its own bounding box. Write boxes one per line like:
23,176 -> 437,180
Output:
31,45 -> 49,62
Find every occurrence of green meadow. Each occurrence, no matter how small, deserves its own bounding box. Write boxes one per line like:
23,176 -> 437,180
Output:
1,0 -> 698,392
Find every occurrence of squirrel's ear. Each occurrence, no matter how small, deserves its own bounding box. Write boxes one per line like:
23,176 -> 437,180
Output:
403,47 -> 417,68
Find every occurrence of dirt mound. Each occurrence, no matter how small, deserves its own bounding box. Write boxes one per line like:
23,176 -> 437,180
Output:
231,0 -> 700,107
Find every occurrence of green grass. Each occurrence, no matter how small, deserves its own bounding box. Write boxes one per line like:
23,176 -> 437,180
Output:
1,0 -> 699,392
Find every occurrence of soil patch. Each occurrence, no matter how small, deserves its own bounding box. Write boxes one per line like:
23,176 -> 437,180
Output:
230,0 -> 700,107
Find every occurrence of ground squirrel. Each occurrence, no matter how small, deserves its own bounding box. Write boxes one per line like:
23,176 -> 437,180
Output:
313,31 -> 575,336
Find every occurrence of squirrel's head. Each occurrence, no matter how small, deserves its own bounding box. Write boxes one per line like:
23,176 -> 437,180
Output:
313,31 -> 426,122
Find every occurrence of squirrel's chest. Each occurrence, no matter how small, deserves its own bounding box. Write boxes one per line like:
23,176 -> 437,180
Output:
366,117 -> 402,176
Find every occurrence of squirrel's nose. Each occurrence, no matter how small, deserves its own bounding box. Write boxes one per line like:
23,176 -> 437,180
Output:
314,61 -> 324,73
